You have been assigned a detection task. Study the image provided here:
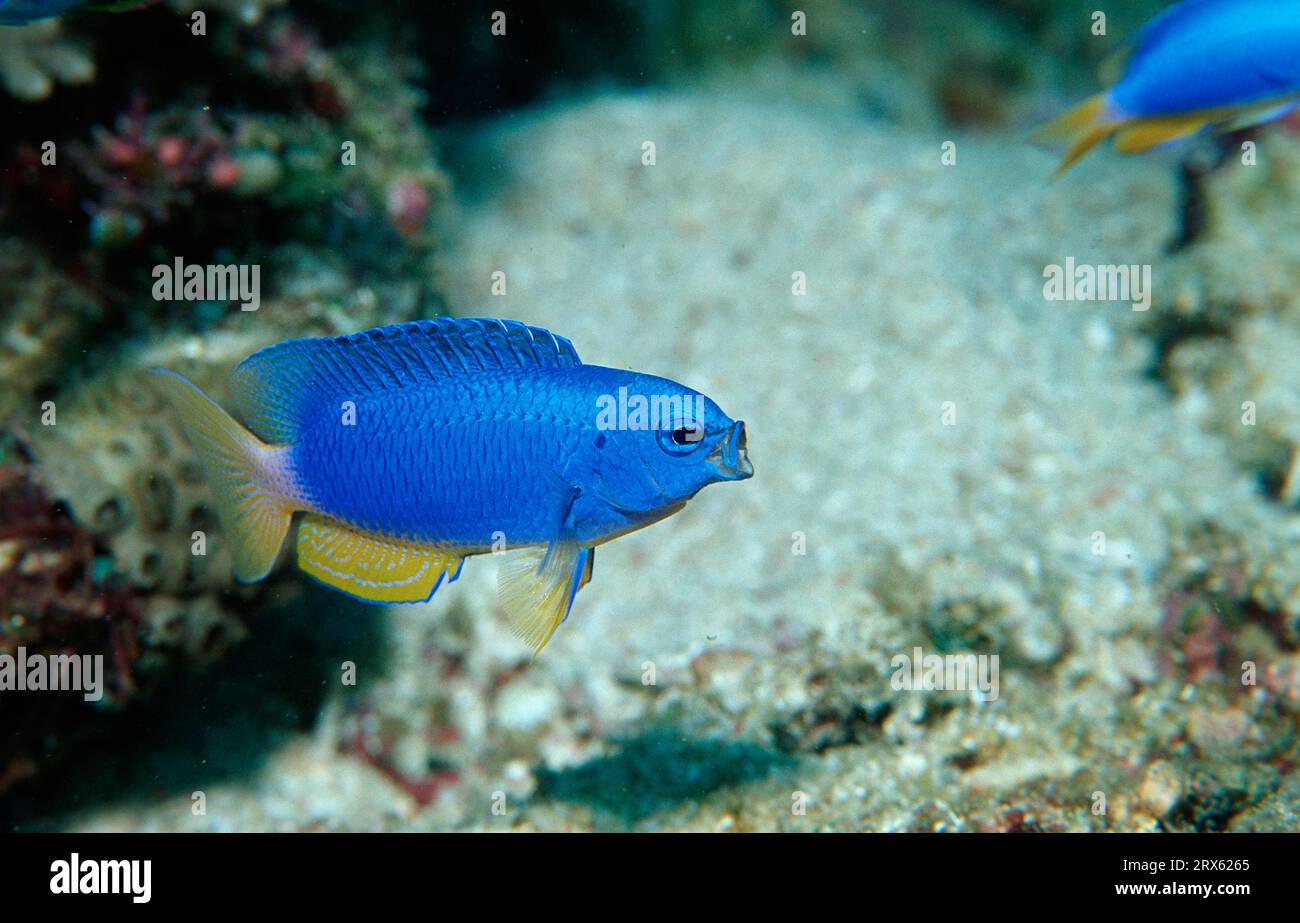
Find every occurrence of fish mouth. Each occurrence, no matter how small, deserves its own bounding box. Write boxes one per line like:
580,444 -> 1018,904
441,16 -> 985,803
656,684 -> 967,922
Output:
707,420 -> 753,480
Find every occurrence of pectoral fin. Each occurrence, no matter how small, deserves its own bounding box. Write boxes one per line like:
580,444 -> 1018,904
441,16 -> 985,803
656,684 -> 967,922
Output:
498,542 -> 593,654
296,514 -> 464,604
579,546 -> 595,592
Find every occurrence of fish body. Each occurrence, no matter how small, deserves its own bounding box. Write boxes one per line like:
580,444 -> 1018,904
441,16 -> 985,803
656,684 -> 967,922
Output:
292,362 -> 734,548
1035,0 -> 1300,173
0,0 -> 86,24
0,0 -> 153,24
152,318 -> 752,652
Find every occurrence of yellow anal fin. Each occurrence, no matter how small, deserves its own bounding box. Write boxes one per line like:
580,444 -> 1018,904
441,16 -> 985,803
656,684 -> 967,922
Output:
296,514 -> 463,604
1112,115 -> 1209,154
498,543 -> 590,655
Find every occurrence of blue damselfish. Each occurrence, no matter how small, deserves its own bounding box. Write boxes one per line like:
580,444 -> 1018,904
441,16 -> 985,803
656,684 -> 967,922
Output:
0,0 -> 82,23
1036,0 -> 1300,173
152,318 -> 752,652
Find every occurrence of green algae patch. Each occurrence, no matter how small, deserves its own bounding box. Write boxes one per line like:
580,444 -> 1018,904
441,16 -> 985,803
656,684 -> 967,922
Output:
534,730 -> 794,824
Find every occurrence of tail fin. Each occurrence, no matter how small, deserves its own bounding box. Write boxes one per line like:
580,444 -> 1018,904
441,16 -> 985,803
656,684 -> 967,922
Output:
150,369 -> 295,582
1032,94 -> 1118,176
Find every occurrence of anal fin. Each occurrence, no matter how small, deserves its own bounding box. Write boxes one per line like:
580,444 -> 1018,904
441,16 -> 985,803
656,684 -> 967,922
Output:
498,543 -> 593,654
1112,115 -> 1208,154
296,514 -> 463,604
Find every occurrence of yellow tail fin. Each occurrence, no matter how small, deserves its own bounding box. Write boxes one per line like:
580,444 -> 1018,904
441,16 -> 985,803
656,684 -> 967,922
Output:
150,369 -> 295,582
1032,94 -> 1117,176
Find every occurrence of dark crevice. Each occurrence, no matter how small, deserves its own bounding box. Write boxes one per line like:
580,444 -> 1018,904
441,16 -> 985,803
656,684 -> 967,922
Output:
1141,314 -> 1232,391
770,700 -> 894,755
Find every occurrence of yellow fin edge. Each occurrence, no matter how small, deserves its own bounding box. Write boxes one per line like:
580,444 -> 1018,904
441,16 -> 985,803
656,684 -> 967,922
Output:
297,515 -> 463,604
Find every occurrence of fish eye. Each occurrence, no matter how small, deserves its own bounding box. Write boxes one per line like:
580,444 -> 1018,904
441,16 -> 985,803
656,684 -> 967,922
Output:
657,423 -> 703,456
671,424 -> 701,445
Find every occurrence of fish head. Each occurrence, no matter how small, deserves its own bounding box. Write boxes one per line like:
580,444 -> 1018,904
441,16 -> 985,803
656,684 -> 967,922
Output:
572,372 -> 751,535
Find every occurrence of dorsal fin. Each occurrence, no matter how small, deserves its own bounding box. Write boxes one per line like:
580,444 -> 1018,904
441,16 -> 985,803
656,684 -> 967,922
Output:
1133,0 -> 1222,50
1122,0 -> 1235,81
227,317 -> 582,443
1098,43 -> 1133,87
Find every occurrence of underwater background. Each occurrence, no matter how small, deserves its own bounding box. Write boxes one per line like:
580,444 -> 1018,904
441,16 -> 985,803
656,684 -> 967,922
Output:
1,0 -> 1298,832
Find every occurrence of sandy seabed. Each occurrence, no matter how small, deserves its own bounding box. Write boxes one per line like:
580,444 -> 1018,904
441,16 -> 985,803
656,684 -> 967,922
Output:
67,90 -> 1300,832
